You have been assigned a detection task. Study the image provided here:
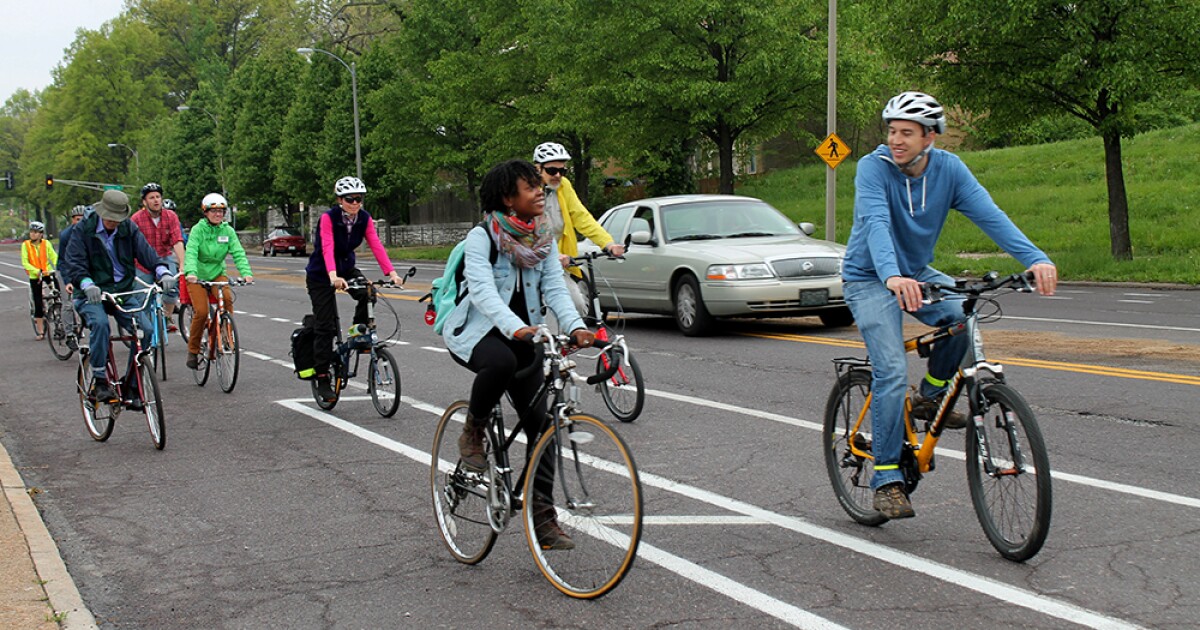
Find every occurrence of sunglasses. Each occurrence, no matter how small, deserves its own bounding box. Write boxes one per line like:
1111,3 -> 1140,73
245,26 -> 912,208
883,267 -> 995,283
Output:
542,166 -> 568,177
341,196 -> 364,204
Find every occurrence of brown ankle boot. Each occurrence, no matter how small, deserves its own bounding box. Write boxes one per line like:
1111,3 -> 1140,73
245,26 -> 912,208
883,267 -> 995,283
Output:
531,502 -> 575,550
457,414 -> 487,471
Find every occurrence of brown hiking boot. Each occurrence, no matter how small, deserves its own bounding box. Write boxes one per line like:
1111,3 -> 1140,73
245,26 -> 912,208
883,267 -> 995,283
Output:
532,503 -> 575,550
873,482 -> 915,519
910,389 -> 967,430
457,421 -> 486,471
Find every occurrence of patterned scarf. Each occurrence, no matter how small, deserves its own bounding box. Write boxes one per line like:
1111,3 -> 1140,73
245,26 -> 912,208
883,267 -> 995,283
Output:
485,211 -> 553,269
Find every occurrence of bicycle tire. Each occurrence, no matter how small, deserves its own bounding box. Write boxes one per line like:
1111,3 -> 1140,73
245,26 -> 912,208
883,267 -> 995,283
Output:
523,414 -> 642,599
597,347 -> 645,423
216,314 -> 240,393
430,401 -> 499,564
78,362 -> 114,441
176,304 -> 192,344
966,382 -> 1052,561
46,304 -> 73,361
138,359 -> 166,450
368,347 -> 401,417
192,322 -> 211,386
823,369 -> 888,526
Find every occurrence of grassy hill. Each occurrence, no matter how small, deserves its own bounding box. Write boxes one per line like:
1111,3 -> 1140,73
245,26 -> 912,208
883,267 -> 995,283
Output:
739,123 -> 1200,284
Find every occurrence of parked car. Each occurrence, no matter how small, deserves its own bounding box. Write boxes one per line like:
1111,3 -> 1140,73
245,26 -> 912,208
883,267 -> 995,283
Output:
582,194 -> 851,336
262,226 -> 306,256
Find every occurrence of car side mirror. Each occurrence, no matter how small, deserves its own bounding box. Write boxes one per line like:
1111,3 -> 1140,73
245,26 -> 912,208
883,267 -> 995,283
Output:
798,222 -> 816,236
630,230 -> 654,246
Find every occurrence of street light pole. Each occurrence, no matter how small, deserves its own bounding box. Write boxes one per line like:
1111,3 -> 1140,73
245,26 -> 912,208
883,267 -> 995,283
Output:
106,142 -> 140,179
297,47 -> 362,179
176,105 -> 228,201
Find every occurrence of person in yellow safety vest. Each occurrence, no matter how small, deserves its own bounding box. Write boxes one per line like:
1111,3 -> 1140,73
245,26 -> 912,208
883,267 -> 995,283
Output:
21,221 -> 59,340
531,142 -> 625,315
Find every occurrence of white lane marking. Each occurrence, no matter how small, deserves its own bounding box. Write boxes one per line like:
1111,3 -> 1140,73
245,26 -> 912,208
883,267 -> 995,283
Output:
277,397 -> 848,630
1003,315 -> 1200,334
269,317 -> 291,323
385,340 -> 410,346
422,346 -> 449,353
276,395 -> 1141,630
637,516 -> 770,526
1122,293 -> 1159,297
0,282 -> 10,292
646,388 -> 1200,510
0,261 -> 23,268
0,272 -> 29,284
1117,300 -> 1154,304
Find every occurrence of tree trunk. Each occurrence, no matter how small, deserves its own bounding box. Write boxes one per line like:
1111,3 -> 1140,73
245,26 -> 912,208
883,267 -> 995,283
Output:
1101,129 -> 1132,260
574,137 -> 591,211
718,121 -> 735,194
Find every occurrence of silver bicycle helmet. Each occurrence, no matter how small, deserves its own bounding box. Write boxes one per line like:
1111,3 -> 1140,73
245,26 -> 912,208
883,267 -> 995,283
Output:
70,205 -> 87,217
532,142 -> 571,164
162,198 -> 176,210
29,221 -> 45,232
333,176 -> 367,197
882,91 -> 946,134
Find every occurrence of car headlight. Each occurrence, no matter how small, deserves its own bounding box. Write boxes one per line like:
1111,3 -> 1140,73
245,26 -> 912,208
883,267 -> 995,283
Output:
706,263 -> 774,280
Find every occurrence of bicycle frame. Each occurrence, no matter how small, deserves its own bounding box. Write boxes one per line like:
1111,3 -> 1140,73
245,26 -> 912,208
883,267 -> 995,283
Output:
86,281 -> 158,397
838,273 -> 1032,476
193,280 -> 238,358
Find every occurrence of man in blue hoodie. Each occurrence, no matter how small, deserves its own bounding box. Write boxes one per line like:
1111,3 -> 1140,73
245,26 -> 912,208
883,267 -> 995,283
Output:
842,91 -> 1058,519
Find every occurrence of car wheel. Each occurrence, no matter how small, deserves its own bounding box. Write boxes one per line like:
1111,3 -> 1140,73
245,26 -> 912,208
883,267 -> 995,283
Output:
673,275 -> 716,336
819,307 -> 855,328
270,245 -> 277,257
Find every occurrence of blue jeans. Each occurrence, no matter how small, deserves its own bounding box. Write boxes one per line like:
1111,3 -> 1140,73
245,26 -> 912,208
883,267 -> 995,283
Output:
75,291 -> 152,380
843,267 -> 968,489
137,256 -> 178,305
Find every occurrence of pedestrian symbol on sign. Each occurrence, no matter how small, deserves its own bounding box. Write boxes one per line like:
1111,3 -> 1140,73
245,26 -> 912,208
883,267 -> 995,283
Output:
815,133 -> 850,169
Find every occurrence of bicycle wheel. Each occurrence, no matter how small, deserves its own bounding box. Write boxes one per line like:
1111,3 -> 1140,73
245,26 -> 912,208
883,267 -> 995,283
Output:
46,304 -> 73,361
176,304 -> 192,344
216,314 -> 240,393
823,369 -> 888,526
966,382 -> 1052,561
137,359 -> 166,450
368,347 -> 401,417
597,346 -> 645,423
523,414 -> 642,599
192,322 -> 211,386
430,401 -> 499,564
78,362 -> 114,441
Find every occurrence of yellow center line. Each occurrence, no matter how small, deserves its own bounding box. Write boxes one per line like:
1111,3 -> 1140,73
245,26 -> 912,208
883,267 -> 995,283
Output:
742,331 -> 1200,386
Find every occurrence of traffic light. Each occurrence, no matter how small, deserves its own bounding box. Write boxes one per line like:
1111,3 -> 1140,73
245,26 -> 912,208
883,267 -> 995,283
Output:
45,174 -> 53,189
3,171 -> 12,190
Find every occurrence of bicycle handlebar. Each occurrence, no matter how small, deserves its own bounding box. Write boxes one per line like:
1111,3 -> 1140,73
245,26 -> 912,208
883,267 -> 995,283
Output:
922,271 -> 1035,303
512,325 -> 620,384
194,278 -> 253,287
343,266 -> 418,290
569,251 -> 625,265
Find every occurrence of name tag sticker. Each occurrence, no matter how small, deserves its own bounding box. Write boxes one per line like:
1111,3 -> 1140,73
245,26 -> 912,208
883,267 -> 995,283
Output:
217,235 -> 230,243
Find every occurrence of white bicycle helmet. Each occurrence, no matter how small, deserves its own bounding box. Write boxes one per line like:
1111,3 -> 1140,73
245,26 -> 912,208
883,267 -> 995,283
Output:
333,176 -> 367,197
882,91 -> 946,134
532,142 -> 571,164
70,205 -> 87,217
29,221 -> 45,232
201,192 -> 228,209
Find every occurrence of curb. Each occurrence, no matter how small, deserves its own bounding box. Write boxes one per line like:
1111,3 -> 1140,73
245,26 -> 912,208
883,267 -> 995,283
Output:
0,444 -> 98,630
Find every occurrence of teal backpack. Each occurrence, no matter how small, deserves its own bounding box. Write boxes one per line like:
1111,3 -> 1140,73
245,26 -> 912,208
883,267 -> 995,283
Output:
421,224 -> 497,335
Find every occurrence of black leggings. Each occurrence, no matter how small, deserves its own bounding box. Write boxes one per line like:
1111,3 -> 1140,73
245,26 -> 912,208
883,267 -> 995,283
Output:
306,268 -> 370,372
29,276 -> 59,318
452,329 -> 554,501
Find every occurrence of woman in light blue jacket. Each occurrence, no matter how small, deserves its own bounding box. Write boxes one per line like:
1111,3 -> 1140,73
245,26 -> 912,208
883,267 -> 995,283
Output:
444,159 -> 594,550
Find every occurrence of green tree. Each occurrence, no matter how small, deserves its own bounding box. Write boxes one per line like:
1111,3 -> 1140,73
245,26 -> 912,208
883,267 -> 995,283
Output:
865,0 -> 1200,260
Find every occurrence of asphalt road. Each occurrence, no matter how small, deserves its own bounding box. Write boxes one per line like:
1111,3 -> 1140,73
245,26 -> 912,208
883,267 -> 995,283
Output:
0,246 -> 1197,629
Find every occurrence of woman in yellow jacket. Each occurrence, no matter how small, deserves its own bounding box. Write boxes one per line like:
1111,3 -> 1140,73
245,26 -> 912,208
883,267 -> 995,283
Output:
532,142 -> 625,314
21,221 -> 58,340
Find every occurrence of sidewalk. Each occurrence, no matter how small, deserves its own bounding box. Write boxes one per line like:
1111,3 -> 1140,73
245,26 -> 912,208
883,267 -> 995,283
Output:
0,441 -> 97,629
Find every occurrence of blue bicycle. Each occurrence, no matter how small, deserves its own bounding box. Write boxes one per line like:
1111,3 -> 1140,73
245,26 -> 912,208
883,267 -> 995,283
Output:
145,275 -> 176,382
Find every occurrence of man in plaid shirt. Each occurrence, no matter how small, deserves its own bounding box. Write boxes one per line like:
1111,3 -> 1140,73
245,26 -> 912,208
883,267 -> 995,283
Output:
131,182 -> 186,328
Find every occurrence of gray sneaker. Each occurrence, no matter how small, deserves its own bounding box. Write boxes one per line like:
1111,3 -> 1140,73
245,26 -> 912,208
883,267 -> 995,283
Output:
873,483 -> 915,519
910,390 -> 967,430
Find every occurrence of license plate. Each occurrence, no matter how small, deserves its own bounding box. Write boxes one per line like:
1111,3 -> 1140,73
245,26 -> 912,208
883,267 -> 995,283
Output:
800,288 -> 829,306
288,245 -> 296,250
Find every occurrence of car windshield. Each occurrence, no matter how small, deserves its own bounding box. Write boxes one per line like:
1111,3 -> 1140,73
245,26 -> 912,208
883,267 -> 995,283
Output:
274,228 -> 302,237
661,200 -> 801,242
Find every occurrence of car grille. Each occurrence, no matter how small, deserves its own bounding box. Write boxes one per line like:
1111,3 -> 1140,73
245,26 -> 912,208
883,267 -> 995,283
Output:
747,296 -> 845,311
769,257 -> 841,278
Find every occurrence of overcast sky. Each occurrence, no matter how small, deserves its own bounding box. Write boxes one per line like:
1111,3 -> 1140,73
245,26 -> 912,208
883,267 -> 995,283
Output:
0,0 -> 128,103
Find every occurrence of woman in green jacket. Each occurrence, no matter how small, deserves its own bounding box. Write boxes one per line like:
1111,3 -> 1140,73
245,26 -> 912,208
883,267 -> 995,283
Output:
183,193 -> 254,369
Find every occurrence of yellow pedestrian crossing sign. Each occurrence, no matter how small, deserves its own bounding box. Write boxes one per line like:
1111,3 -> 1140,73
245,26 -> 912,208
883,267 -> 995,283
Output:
816,133 -> 850,169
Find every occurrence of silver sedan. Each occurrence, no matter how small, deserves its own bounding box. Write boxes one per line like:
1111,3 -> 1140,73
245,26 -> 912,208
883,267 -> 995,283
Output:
584,194 -> 852,336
